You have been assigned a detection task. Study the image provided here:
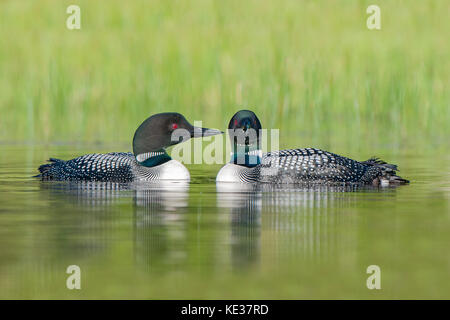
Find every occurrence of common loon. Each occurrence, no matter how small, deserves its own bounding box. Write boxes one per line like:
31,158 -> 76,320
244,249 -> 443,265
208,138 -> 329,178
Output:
36,112 -> 222,182
216,110 -> 409,185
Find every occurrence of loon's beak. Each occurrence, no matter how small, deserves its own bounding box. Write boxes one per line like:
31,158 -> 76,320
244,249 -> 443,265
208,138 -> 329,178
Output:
192,127 -> 223,138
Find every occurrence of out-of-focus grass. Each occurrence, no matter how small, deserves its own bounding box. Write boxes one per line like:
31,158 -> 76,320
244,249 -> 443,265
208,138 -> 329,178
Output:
0,0 -> 449,151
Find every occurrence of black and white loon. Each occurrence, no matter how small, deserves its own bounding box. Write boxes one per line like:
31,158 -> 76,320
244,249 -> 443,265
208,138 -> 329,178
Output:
36,113 -> 222,182
216,110 -> 409,186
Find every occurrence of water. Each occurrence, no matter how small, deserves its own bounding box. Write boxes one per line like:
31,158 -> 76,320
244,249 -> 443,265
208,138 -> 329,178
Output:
0,144 -> 449,299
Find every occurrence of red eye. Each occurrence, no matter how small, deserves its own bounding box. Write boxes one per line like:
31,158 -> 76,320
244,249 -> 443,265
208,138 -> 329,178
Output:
172,123 -> 178,130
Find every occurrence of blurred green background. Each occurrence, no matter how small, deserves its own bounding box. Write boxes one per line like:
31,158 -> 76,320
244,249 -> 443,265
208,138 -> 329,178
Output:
0,0 -> 449,151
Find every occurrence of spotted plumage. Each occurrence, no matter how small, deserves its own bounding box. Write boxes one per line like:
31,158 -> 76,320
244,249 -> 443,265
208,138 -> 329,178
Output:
226,148 -> 405,185
38,152 -> 136,182
217,110 -> 409,186
36,113 -> 223,182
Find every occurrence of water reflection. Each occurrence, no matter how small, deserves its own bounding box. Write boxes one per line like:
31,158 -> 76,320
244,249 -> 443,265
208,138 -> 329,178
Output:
216,183 -> 399,268
39,181 -> 133,208
216,184 -> 262,270
133,182 -> 189,272
37,180 -> 401,276
38,181 -> 135,260
2,144 -> 448,298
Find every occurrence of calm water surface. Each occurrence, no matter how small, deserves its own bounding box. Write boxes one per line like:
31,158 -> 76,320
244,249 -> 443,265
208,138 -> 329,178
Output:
0,145 -> 449,299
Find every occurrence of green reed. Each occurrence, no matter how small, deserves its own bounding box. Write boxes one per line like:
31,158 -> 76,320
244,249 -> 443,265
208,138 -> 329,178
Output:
0,0 -> 449,152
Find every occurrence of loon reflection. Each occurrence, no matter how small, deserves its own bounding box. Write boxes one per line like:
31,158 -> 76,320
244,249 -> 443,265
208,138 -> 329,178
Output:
39,180 -> 400,273
38,180 -> 190,271
132,181 -> 190,271
216,182 -> 400,268
216,183 -> 262,270
39,180 -> 188,209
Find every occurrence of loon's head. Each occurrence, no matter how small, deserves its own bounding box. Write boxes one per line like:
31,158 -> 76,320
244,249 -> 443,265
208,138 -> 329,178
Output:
133,112 -> 222,165
227,110 -> 262,167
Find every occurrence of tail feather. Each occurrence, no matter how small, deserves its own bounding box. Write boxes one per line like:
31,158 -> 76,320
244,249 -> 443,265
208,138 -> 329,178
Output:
34,158 -> 64,179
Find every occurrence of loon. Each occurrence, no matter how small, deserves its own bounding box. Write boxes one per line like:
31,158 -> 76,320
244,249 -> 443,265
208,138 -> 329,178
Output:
216,110 -> 409,186
36,112 -> 222,182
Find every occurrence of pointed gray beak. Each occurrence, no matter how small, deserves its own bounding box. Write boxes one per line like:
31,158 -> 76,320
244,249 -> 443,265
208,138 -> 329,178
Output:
192,127 -> 223,138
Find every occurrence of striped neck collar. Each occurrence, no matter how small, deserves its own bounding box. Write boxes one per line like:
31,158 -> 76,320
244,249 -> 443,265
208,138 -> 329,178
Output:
230,149 -> 262,168
136,150 -> 172,167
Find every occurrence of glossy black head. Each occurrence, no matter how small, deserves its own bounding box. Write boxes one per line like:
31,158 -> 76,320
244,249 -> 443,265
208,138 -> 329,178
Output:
228,110 -> 262,150
133,112 -> 222,157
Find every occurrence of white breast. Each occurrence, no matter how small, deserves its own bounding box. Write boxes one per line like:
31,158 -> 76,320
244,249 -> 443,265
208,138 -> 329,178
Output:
158,160 -> 190,180
216,163 -> 244,182
135,160 -> 190,181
